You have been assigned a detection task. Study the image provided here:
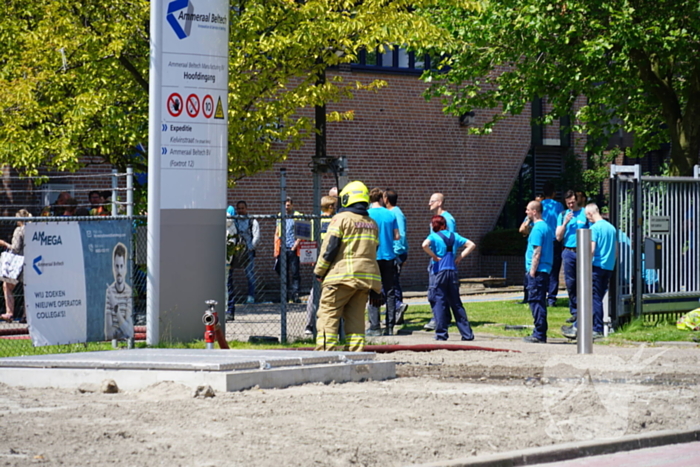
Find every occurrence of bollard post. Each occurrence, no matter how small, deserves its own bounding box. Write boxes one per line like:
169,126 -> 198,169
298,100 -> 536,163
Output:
126,165 -> 134,349
577,229 -> 593,354
111,169 -> 118,216
126,166 -> 134,218
279,169 -> 288,343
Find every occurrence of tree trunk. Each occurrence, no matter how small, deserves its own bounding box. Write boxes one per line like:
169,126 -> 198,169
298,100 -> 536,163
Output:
667,118 -> 697,176
632,50 -> 700,176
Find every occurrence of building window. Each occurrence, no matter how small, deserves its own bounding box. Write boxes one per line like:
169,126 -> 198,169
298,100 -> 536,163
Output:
352,47 -> 430,74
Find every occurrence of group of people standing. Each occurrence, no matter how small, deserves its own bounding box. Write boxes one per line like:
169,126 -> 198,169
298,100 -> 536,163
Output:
228,180 -> 619,351
312,181 -> 478,352
41,190 -> 114,217
520,183 -> 617,343
311,182 -> 410,350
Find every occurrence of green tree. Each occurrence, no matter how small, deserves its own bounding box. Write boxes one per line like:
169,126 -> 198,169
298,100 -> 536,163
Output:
423,0 -> 700,176
0,0 -> 150,174
0,0 -> 454,179
226,0 -> 450,180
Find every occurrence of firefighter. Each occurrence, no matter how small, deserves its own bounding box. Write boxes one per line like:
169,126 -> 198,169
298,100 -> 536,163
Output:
314,181 -> 382,351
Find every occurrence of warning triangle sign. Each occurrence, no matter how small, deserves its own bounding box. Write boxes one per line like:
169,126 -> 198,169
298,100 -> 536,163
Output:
214,97 -> 225,119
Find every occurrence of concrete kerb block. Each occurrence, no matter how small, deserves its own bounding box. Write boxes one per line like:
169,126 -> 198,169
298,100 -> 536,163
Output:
0,351 -> 397,393
410,426 -> 700,467
225,360 -> 396,392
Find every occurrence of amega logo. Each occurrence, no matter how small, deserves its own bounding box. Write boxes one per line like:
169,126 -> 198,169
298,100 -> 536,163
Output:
32,231 -> 63,246
541,346 -> 668,441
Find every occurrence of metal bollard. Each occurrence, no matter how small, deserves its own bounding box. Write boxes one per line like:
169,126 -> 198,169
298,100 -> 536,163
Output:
202,300 -> 219,350
576,229 -> 593,354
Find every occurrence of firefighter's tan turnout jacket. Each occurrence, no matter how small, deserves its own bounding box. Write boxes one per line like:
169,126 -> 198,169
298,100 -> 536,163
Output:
314,210 -> 382,292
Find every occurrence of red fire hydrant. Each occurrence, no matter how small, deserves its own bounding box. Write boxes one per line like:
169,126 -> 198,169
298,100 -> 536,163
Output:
202,300 -> 230,350
202,300 -> 219,350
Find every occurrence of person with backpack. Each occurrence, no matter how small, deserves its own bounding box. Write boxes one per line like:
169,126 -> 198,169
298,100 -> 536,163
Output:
233,200 -> 260,304
422,215 -> 476,341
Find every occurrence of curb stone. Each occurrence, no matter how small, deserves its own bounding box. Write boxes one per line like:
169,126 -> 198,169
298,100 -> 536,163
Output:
408,426 -> 700,467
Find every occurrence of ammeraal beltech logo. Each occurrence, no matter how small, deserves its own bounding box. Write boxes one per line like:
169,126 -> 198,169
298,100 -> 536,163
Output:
33,256 -> 43,275
167,0 -> 195,39
31,256 -> 65,275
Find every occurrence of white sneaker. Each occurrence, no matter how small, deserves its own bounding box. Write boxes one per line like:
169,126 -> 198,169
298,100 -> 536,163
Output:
246,296 -> 255,304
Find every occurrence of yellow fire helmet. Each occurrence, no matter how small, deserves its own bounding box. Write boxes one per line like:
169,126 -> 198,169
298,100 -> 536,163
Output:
339,180 -> 370,207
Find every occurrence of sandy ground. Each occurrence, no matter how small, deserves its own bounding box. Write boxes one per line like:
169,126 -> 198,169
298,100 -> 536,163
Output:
1,327 -> 700,467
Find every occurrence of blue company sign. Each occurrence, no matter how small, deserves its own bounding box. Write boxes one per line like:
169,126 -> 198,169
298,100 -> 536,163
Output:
167,0 -> 192,40
33,256 -> 43,275
167,0 -> 228,40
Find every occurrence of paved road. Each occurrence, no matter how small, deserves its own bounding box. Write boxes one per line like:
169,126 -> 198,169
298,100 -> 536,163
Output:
537,441 -> 700,466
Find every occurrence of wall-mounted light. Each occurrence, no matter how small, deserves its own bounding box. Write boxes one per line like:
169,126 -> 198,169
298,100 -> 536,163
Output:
459,111 -> 475,126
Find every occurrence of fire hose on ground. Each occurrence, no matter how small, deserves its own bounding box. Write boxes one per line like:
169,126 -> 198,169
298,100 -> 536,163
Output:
286,343 -> 517,353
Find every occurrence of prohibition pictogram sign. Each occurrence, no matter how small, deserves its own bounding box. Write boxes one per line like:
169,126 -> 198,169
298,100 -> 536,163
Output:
186,93 -> 200,118
167,93 -> 183,117
202,94 -> 214,119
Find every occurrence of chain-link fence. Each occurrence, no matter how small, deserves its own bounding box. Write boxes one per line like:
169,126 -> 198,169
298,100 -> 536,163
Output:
0,167 -> 341,355
224,214 -> 326,343
0,212 -> 330,356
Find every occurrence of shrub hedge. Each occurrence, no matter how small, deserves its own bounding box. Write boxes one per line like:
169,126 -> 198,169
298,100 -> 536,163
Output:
480,228 -> 528,256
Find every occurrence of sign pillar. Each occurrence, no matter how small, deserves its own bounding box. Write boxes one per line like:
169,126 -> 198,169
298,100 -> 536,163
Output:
148,0 -> 229,343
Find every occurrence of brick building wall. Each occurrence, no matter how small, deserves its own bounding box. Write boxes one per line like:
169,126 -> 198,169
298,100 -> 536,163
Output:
229,69 -> 533,291
2,69 -> 538,295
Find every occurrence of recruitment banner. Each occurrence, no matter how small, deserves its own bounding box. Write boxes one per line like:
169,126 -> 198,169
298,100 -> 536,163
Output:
25,220 -> 132,346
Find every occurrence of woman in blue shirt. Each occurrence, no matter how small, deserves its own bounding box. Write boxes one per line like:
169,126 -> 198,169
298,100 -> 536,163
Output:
422,215 -> 477,341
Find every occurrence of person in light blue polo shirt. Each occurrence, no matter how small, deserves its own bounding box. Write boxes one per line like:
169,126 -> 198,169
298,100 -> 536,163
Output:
556,190 -> 590,323
562,203 -> 616,339
541,181 -> 565,306
367,188 -> 399,336
429,193 -> 456,233
524,200 -> 554,343
384,188 -> 409,324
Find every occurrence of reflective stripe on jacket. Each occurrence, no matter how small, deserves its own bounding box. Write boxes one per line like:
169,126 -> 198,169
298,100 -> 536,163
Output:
314,211 -> 381,292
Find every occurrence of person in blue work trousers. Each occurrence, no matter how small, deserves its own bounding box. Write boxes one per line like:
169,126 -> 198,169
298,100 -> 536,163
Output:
424,192 -> 458,331
523,200 -> 554,344
422,215 -> 476,341
540,182 -> 565,307
556,190 -> 590,324
561,203 -> 616,340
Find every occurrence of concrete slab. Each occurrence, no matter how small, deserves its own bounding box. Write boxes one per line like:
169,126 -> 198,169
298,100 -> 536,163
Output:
0,348 -> 396,392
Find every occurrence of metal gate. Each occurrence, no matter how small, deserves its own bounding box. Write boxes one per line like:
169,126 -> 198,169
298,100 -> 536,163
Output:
609,164 -> 700,323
